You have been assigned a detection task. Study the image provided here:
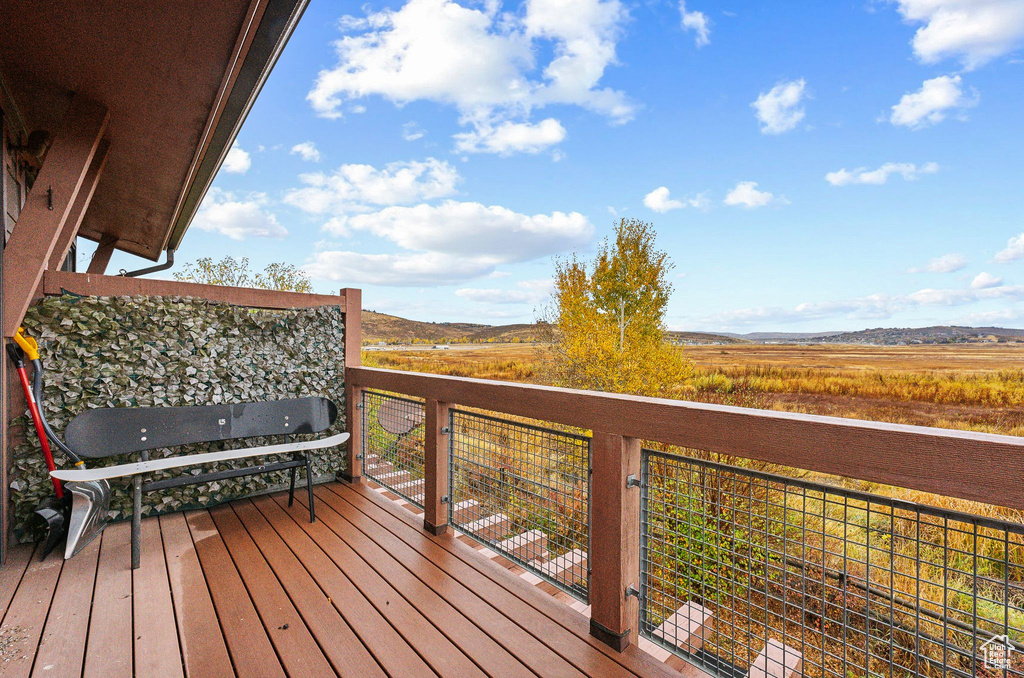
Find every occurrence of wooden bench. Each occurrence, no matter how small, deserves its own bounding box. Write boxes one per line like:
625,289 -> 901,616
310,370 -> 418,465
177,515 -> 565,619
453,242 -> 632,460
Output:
51,396 -> 347,568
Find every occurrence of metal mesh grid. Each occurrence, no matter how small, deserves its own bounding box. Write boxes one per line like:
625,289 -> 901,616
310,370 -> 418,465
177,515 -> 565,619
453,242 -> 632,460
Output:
449,409 -> 591,600
640,449 -> 1024,678
361,390 -> 426,508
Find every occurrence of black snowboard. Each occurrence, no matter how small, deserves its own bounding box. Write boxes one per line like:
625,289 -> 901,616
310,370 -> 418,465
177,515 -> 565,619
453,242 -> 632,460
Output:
65,397 -> 338,459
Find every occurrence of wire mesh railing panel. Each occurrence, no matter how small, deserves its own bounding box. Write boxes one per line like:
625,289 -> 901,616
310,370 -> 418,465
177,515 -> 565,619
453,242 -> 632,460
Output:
361,390 -> 426,508
640,449 -> 1024,678
449,409 -> 591,600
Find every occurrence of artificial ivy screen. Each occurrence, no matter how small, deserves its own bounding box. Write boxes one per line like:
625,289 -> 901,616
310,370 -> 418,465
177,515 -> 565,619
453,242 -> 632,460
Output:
8,293 -> 347,542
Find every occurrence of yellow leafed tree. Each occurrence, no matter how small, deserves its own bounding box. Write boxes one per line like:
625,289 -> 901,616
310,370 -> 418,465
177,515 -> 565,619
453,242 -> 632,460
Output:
545,218 -> 691,397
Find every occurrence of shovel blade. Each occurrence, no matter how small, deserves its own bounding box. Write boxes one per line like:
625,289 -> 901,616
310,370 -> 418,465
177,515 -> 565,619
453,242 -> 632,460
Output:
64,479 -> 111,559
35,496 -> 69,559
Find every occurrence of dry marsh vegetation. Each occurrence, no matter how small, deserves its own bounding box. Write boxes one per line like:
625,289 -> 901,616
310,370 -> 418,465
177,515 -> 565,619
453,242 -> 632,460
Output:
364,342 -> 1024,435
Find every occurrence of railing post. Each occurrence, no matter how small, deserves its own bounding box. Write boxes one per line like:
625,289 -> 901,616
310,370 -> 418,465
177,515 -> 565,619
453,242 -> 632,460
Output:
589,431 -> 641,652
423,398 -> 451,535
341,288 -> 362,483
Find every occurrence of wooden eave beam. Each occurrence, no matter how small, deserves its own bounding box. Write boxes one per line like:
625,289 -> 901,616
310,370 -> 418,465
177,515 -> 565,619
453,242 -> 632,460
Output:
3,93 -> 109,336
47,138 -> 110,271
86,233 -> 118,275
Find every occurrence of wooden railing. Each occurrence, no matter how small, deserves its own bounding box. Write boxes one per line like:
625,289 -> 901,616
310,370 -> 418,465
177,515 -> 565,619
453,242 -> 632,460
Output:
346,365 -> 1024,656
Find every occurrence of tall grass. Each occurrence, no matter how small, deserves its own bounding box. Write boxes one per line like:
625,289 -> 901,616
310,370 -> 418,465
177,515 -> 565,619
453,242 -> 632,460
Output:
693,364 -> 1024,407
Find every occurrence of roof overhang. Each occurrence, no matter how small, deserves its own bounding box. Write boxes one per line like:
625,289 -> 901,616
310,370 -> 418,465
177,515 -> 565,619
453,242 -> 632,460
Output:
0,0 -> 307,261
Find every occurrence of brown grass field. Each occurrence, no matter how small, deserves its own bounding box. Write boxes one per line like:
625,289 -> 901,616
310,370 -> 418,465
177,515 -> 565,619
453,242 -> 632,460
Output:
363,342 -> 1024,436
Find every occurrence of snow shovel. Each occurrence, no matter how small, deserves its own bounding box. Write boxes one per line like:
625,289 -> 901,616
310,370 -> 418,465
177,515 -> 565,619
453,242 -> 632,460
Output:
12,328 -> 109,559
7,339 -> 68,557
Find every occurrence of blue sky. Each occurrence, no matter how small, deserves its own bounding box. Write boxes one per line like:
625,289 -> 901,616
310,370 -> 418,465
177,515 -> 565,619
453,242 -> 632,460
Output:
97,0 -> 1024,332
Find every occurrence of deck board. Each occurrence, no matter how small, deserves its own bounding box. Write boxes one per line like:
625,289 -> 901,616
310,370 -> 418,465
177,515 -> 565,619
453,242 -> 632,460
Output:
0,544 -> 62,678
229,500 -> 390,677
265,493 -> 534,677
186,509 -> 284,678
0,481 -> 694,678
278,492 -> 544,678
311,484 -> 594,677
160,512 -> 233,678
84,522 -> 133,678
0,544 -> 33,619
254,495 -> 483,677
326,484 -> 639,677
133,518 -> 184,678
31,538 -> 99,678
208,505 -> 337,677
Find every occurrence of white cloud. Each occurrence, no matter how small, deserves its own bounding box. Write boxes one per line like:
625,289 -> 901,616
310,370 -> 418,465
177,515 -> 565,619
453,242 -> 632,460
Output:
284,158 -> 460,214
907,253 -> 967,273
962,308 -> 1024,324
402,122 -> 425,141
456,278 -> 553,304
335,200 -> 592,260
192,189 -> 287,240
643,186 -> 709,213
751,79 -> 807,134
680,2 -> 710,47
972,272 -> 1003,289
306,201 -> 592,286
699,281 -> 1024,328
644,187 -> 682,213
892,0 -> 1024,69
702,294 -> 906,327
825,161 -> 939,186
304,251 -> 497,286
308,0 -> 632,154
453,118 -> 567,155
890,75 -> 978,129
995,233 -> 1024,262
723,181 -> 784,209
908,284 -> 1024,305
222,142 -> 251,173
290,141 -> 321,162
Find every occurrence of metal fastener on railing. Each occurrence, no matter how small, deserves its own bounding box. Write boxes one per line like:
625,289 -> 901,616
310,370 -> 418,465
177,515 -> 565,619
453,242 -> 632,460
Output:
441,426 -> 450,434
626,474 -> 641,488
440,495 -> 449,504
356,453 -> 363,460
355,402 -> 363,409
625,585 -> 641,599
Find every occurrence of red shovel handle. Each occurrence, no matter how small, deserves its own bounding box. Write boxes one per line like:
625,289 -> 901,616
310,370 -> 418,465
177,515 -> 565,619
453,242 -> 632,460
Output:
14,365 -> 63,498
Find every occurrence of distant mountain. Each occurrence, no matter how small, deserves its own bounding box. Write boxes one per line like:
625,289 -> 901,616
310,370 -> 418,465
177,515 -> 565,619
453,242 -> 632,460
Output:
363,311 -> 1024,347
719,331 -> 847,341
363,311 -> 547,343
666,331 -> 751,345
807,326 -> 1024,345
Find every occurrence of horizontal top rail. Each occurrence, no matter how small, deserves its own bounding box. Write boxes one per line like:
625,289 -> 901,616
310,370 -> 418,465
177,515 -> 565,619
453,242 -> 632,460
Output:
348,366 -> 1024,512
43,271 -> 349,310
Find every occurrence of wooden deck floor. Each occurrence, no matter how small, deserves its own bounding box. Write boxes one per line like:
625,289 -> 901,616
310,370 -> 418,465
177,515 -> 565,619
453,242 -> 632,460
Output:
0,480 -> 693,677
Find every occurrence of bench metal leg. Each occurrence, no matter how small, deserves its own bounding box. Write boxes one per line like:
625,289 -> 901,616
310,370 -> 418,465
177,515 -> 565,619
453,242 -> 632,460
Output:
131,475 -> 142,570
305,453 -> 315,523
288,465 -> 298,507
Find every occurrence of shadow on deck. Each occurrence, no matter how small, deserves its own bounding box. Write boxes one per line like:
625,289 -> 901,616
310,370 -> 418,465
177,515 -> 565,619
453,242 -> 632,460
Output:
0,481 -> 689,677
